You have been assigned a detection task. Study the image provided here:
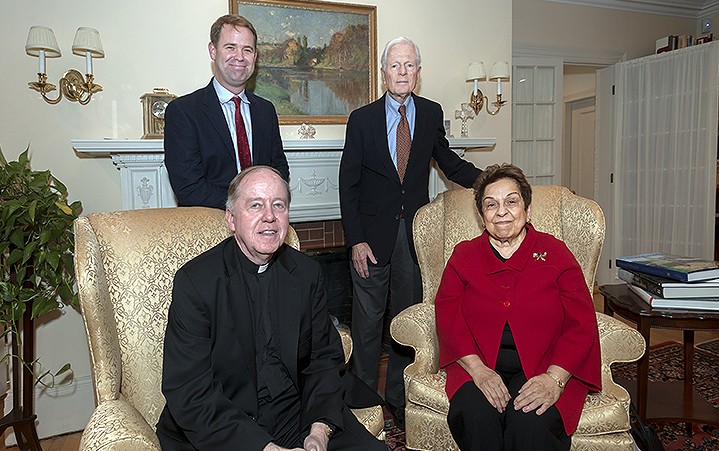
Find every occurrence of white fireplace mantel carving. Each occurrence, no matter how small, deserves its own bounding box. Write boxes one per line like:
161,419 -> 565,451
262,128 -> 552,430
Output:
72,137 -> 495,222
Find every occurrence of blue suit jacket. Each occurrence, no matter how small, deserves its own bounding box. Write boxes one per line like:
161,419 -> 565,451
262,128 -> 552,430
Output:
164,80 -> 289,209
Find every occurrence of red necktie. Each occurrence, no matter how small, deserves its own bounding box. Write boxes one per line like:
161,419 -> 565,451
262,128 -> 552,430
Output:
231,97 -> 252,171
396,105 -> 411,182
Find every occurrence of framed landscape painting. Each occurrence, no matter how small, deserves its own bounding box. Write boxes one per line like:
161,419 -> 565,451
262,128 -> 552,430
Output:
230,0 -> 377,124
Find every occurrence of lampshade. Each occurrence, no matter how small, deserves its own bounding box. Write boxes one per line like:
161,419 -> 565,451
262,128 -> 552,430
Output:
466,62 -> 486,82
25,26 -> 61,58
489,61 -> 510,80
72,27 -> 104,58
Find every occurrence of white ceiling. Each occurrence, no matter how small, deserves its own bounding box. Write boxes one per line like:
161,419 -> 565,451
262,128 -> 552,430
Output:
547,0 -> 719,18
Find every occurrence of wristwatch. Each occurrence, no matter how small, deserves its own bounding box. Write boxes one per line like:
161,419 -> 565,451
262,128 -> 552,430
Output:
546,371 -> 565,389
324,423 -> 335,439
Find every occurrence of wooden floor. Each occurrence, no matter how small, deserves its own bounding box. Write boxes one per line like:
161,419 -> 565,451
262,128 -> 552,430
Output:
1,430 -> 81,451
4,290 -> 719,450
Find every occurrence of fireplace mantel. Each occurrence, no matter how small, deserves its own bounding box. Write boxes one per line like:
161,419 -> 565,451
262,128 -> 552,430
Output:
72,137 -> 495,221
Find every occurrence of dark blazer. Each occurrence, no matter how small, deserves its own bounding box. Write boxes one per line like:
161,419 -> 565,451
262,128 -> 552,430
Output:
156,238 -> 345,450
164,80 -> 290,209
339,93 -> 481,266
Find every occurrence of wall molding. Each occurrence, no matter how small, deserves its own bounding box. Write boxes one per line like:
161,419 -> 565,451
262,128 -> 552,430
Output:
545,0 -> 719,18
513,43 -> 626,67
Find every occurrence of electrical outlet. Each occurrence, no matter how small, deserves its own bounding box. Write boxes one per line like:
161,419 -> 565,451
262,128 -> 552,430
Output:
702,18 -> 711,34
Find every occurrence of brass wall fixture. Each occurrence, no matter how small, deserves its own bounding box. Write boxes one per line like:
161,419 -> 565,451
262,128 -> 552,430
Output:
25,26 -> 105,105
466,61 -> 510,116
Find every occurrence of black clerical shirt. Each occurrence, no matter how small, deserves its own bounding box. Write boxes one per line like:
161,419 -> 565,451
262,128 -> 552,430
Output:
235,248 -> 302,447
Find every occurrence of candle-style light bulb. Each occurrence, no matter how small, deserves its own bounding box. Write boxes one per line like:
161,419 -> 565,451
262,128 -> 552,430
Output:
85,51 -> 93,75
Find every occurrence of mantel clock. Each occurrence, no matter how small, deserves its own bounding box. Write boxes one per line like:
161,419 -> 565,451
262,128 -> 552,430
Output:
140,88 -> 177,138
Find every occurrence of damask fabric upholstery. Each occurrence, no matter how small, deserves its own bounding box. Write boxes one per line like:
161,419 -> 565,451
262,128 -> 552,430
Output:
74,207 -> 382,450
390,186 -> 646,451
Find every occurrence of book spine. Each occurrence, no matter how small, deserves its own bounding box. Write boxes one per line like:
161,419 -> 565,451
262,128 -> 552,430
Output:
617,269 -> 664,297
615,259 -> 690,282
627,284 -> 654,306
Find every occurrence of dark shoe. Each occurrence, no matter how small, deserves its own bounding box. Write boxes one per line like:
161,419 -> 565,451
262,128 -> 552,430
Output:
388,403 -> 405,429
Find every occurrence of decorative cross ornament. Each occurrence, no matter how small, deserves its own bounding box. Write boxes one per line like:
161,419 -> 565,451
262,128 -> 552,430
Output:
454,102 -> 475,138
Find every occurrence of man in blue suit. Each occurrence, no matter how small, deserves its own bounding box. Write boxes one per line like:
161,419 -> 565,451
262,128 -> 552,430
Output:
164,15 -> 289,209
339,36 -> 482,428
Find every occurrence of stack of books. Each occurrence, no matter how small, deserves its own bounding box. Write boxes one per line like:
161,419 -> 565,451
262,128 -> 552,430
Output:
616,253 -> 719,310
656,33 -> 714,54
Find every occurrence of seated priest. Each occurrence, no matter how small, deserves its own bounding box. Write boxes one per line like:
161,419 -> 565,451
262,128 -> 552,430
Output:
156,166 -> 385,451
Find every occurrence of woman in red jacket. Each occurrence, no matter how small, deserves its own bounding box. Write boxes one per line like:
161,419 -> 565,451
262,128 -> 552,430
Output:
435,163 -> 601,450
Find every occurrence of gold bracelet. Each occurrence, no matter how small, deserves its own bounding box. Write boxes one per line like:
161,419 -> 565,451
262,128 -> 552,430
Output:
546,371 -> 565,389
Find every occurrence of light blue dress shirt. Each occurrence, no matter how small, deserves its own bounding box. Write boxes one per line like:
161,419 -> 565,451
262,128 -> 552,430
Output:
213,78 -> 254,172
385,95 -> 416,169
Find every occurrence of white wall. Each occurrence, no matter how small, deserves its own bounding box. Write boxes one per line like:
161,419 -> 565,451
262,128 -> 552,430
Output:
0,0 -> 511,438
514,0 -> 696,61
563,65 -> 597,101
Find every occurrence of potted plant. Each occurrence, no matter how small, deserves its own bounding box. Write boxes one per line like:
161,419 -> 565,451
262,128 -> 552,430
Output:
0,146 -> 82,443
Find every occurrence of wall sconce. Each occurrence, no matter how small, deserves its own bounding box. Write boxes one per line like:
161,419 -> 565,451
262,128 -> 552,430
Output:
25,26 -> 104,105
466,61 -> 510,116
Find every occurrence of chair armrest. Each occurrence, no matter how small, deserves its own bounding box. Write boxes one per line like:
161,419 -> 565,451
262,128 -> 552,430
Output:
74,217 -> 123,403
596,312 -> 646,392
338,327 -> 352,365
390,303 -> 440,376
80,399 -> 160,451
596,312 -> 646,364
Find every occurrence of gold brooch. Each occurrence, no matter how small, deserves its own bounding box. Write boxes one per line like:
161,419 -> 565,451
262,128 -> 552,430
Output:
532,252 -> 547,261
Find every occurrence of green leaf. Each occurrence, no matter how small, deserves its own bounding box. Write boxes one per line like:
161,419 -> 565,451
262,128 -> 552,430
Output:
22,241 -> 37,265
45,250 -> 60,270
39,229 -> 53,245
28,200 -> 37,222
7,248 -> 23,266
55,363 -> 72,376
57,284 -> 72,303
9,228 -> 25,248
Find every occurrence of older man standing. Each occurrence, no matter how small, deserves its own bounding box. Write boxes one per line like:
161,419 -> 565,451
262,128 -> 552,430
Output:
157,166 -> 384,450
339,37 -> 482,427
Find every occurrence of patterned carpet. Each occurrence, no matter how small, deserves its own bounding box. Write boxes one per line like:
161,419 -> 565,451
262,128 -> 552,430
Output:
384,419 -> 406,450
384,339 -> 719,450
612,339 -> 719,451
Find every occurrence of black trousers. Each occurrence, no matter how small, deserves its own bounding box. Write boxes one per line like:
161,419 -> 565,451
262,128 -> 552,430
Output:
328,407 -> 387,451
282,407 -> 386,451
349,219 -> 422,409
156,406 -> 384,451
447,376 -> 571,451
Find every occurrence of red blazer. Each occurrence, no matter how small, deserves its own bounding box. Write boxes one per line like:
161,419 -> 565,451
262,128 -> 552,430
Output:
435,224 -> 601,434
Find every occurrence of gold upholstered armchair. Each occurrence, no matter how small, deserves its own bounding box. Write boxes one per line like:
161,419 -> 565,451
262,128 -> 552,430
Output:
390,186 -> 646,450
74,207 -> 383,450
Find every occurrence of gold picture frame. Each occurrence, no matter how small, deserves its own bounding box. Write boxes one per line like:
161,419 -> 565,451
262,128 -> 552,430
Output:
230,0 -> 377,124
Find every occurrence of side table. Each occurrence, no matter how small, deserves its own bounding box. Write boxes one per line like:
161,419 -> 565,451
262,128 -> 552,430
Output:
600,284 -> 719,430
